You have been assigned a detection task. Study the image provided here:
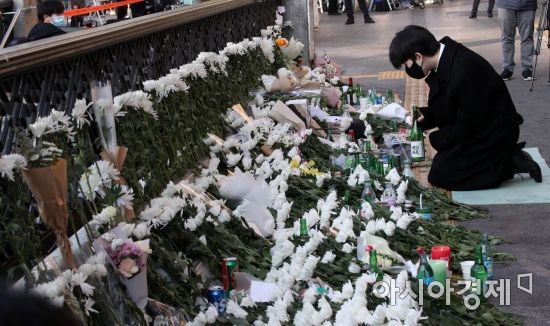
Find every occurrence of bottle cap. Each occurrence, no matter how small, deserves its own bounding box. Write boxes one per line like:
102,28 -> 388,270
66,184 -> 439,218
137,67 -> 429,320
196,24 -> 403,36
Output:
366,245 -> 373,252
416,247 -> 425,254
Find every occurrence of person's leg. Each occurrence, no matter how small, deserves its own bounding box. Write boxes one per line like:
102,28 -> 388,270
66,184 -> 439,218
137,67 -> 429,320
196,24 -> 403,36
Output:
498,8 -> 517,74
487,0 -> 495,16
358,0 -> 374,23
517,9 -> 536,74
328,0 -> 339,14
470,0 -> 480,17
344,0 -> 354,23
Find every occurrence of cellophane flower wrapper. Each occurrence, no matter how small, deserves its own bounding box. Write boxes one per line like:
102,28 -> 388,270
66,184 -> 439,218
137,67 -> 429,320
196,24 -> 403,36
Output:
99,146 -> 135,219
94,225 -> 149,310
91,81 -> 118,158
21,158 -> 77,269
91,81 -> 135,219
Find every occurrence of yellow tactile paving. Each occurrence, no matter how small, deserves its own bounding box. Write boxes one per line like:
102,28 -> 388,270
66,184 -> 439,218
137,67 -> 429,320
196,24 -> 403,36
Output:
377,70 -> 407,80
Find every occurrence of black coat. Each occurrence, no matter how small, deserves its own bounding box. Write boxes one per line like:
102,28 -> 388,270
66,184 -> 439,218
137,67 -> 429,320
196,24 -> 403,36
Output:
419,37 -> 523,190
27,22 -> 66,41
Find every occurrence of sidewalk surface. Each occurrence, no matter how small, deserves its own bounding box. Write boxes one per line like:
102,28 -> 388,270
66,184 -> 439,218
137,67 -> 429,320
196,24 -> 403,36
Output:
315,1 -> 550,324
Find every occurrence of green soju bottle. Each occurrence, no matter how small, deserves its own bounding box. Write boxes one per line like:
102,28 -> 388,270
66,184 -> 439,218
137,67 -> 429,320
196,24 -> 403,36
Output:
343,189 -> 351,207
470,245 -> 488,300
409,106 -> 425,162
416,247 -> 434,285
367,245 -> 384,282
480,233 -> 494,279
300,217 -> 308,238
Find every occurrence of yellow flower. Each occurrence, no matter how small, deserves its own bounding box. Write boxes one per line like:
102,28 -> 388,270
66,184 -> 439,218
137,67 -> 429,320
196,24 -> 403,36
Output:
306,160 -> 315,168
290,159 -> 300,169
276,38 -> 289,47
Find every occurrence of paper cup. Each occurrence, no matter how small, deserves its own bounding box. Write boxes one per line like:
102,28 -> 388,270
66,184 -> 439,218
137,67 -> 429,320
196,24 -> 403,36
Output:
359,97 -> 368,111
460,260 -> 474,280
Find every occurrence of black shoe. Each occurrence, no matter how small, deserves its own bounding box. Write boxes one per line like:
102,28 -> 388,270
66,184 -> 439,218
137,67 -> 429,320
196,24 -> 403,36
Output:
469,12 -> 477,18
364,15 -> 375,23
345,18 -> 354,25
487,12 -> 493,17
522,69 -> 534,81
513,149 -> 542,183
500,68 -> 513,80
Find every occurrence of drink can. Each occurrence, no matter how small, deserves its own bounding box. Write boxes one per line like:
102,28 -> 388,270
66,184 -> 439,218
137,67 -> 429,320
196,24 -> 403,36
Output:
208,285 -> 227,316
221,257 -> 239,297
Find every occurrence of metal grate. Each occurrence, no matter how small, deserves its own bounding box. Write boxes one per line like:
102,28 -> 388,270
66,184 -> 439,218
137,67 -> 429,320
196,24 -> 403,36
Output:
0,0 -> 279,154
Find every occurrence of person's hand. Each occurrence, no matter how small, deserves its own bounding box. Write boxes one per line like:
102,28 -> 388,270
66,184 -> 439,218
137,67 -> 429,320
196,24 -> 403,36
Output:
418,112 -> 425,122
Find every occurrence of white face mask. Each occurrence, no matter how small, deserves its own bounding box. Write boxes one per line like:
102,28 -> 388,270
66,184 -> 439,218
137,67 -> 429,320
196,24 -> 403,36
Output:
51,14 -> 65,27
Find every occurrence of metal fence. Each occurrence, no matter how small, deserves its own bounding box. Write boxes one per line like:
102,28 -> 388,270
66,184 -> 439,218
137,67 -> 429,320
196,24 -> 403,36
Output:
0,0 -> 278,154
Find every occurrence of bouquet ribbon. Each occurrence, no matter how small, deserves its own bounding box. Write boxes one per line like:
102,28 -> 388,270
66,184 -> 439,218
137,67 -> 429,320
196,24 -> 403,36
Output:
100,146 -> 136,219
21,159 -> 77,269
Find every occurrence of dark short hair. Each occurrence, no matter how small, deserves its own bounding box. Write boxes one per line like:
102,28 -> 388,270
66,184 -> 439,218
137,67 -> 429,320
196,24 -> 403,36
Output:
37,0 -> 65,22
389,25 -> 440,69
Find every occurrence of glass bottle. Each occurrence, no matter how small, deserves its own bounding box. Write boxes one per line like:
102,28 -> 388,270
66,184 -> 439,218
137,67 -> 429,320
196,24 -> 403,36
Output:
470,245 -> 488,299
480,233 -> 494,279
409,106 -> 425,162
367,245 -> 384,282
416,247 -> 434,285
343,189 -> 351,207
403,160 -> 414,179
300,217 -> 308,238
386,89 -> 395,103
381,182 -> 397,207
361,177 -> 377,205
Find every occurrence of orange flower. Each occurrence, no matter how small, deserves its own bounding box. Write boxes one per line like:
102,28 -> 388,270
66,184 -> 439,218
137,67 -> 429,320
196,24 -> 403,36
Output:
276,38 -> 289,47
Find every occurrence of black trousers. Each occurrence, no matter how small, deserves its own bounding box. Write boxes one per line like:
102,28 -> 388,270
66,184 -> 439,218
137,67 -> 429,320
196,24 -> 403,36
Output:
345,0 -> 369,18
328,0 -> 339,13
471,0 -> 495,14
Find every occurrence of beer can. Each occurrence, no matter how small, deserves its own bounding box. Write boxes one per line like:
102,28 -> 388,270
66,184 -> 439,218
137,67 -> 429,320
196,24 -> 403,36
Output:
221,257 -> 239,297
207,285 -> 227,316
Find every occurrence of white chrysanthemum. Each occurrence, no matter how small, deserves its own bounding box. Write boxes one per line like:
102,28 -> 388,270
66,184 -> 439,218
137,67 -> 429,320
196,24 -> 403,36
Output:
396,180 -> 408,204
29,115 -> 54,138
259,37 -> 275,63
143,74 -> 189,99
117,185 -> 134,209
176,62 -> 208,79
348,262 -> 361,274
384,221 -> 396,237
72,98 -> 92,128
0,154 -> 27,181
83,298 -> 99,316
226,153 -> 242,167
226,299 -> 248,319
78,172 -> 104,200
385,168 -> 401,186
90,206 -> 117,228
321,250 -> 336,264
341,243 -> 355,253
113,90 -> 157,119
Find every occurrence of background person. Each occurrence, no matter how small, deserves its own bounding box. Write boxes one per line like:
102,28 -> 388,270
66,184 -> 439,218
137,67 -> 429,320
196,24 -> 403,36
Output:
497,0 -> 537,80
344,0 -> 374,25
389,25 -> 541,191
27,0 -> 66,41
469,0 -> 495,18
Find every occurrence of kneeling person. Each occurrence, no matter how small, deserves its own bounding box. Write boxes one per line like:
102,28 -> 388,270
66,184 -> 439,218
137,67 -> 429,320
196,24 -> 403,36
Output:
388,25 -> 541,190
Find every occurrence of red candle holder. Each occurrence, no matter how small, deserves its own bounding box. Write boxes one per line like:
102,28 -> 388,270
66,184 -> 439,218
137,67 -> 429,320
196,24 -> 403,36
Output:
431,245 -> 452,271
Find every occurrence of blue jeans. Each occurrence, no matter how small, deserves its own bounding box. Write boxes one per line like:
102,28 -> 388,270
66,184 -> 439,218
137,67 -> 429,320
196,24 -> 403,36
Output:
498,8 -> 535,71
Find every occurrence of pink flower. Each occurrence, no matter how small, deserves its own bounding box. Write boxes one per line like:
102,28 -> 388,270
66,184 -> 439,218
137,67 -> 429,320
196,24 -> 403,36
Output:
118,257 -> 140,278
